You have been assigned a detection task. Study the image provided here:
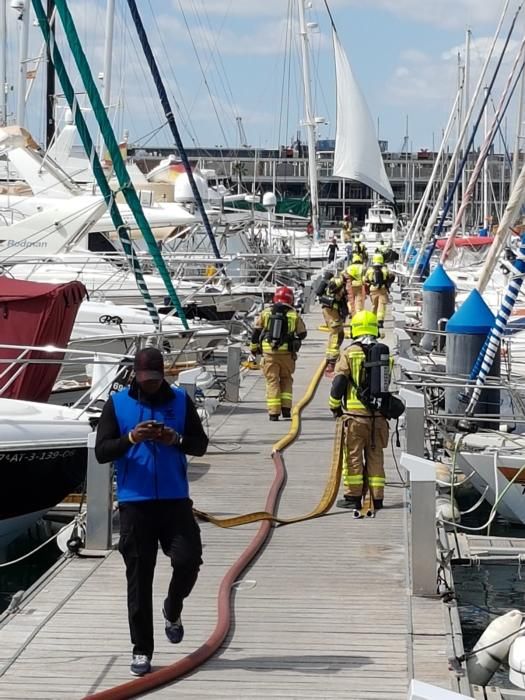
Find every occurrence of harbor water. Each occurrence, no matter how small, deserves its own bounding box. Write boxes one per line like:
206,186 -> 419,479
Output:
0,522 -> 62,615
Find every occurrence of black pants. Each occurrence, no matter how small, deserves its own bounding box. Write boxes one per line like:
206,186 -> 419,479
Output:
118,499 -> 202,657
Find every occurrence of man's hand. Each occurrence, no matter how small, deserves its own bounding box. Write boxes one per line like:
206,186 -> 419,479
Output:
130,421 -> 163,444
331,407 -> 343,419
155,426 -> 181,447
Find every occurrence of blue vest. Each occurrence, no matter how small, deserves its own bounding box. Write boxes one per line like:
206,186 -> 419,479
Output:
112,386 -> 188,502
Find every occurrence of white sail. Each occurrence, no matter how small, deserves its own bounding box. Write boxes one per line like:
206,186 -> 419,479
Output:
332,30 -> 394,202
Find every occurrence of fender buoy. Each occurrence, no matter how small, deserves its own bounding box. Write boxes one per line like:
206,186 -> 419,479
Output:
467,610 -> 524,685
509,636 -> 525,688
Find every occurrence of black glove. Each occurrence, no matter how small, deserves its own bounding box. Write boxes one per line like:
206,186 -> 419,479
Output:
331,407 -> 343,419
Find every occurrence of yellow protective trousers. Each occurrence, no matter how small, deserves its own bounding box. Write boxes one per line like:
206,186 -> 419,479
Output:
342,415 -> 389,499
261,353 -> 296,416
370,288 -> 388,323
322,307 -> 344,361
347,285 -> 365,316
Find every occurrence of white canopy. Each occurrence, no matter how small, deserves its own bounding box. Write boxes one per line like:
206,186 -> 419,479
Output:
332,30 -> 394,203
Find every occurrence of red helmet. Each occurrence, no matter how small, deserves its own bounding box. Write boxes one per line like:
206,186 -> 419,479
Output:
273,286 -> 294,306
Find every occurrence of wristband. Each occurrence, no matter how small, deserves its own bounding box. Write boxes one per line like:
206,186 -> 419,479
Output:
128,431 -> 137,445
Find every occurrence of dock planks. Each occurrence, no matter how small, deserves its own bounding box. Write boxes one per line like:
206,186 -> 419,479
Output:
0,314 -> 454,699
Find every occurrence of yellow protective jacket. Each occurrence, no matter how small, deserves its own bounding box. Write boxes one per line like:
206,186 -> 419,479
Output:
320,277 -> 346,310
250,305 -> 307,355
345,263 -> 364,288
329,344 -> 369,414
329,343 -> 394,414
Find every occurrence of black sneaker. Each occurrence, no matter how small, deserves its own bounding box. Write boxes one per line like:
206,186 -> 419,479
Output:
281,407 -> 291,419
163,606 -> 184,644
373,499 -> 383,511
269,414 -> 279,421
337,497 -> 362,510
130,654 -> 151,676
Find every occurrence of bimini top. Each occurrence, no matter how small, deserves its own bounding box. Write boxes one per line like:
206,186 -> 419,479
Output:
446,289 -> 494,335
422,264 -> 455,293
0,277 -> 87,402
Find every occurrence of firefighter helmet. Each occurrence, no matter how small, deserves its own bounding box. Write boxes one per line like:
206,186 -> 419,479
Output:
273,286 -> 294,306
351,310 -> 379,339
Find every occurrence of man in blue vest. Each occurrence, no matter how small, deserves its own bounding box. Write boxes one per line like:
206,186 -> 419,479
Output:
95,347 -> 208,677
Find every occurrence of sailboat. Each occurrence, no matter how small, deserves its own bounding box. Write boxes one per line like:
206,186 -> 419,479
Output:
283,3 -> 396,265
331,27 -> 396,246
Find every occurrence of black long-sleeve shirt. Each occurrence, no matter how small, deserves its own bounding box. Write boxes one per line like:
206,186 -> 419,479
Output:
95,380 -> 208,464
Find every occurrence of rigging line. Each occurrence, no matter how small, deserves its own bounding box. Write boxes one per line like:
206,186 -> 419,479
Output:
145,0 -> 199,147
192,0 -> 238,128
121,19 -> 166,138
277,0 -> 293,151
126,0 -> 226,273
178,0 -> 230,151
322,0 -> 337,31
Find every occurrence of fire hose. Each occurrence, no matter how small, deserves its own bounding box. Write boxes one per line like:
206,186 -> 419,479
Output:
84,358 -> 346,699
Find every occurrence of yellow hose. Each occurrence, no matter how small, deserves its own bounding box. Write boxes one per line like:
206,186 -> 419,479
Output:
193,359 -> 346,527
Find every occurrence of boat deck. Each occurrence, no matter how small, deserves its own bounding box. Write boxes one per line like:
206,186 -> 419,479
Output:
0,315 -> 456,699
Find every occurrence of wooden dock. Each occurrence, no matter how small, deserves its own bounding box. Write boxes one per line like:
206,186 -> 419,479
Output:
0,314 -> 458,699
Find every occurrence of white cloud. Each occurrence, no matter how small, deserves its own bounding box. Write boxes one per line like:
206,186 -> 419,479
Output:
174,0 -> 347,18
347,0 -> 511,30
388,34 -> 524,106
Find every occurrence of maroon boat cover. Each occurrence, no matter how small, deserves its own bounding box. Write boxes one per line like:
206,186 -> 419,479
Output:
0,277 -> 87,401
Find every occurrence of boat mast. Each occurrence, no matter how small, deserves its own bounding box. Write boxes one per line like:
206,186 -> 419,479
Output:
102,0 -> 115,111
45,0 -> 55,146
0,0 -> 7,126
511,66 -> 525,189
14,0 -> 30,126
461,28 -> 471,234
297,0 -> 320,239
482,86 -> 490,230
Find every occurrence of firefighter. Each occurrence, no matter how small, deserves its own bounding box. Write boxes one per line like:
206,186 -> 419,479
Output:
250,286 -> 307,421
319,274 -> 347,373
344,252 -> 365,316
340,214 -> 352,244
352,233 -> 368,264
364,252 -> 395,335
328,310 -> 389,512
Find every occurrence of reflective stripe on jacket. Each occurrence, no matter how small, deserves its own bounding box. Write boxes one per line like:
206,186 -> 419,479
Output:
112,386 -> 188,502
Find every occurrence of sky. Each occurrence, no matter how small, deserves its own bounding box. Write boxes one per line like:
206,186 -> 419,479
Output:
2,0 -> 524,153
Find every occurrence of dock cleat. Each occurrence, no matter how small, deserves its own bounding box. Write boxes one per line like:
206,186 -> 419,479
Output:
130,654 -> 151,676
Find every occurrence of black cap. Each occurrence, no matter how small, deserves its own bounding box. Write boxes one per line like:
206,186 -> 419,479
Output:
134,347 -> 164,381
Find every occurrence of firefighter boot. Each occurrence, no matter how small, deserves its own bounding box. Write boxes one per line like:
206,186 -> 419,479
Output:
269,414 -> 279,422
378,320 -> 385,339
281,407 -> 291,419
337,495 -> 362,510
373,499 -> 383,510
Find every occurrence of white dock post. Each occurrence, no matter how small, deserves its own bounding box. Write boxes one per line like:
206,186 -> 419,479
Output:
225,343 -> 241,403
400,387 -> 425,458
302,280 -> 313,314
401,453 -> 437,597
408,680 -> 473,699
85,431 -> 112,553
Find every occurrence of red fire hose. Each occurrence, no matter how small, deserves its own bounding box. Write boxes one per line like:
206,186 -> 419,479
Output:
83,359 -> 327,699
